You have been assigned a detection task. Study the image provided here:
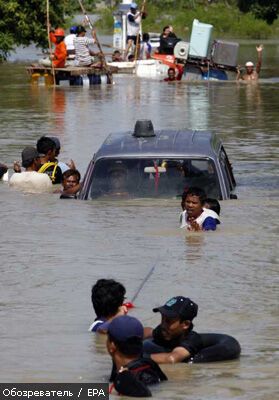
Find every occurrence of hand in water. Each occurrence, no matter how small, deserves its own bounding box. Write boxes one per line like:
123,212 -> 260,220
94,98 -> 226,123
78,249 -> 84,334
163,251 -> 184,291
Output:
188,220 -> 201,231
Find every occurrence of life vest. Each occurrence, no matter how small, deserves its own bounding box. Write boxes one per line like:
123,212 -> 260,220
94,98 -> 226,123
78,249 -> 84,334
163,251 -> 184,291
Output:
180,208 -> 220,229
38,162 -> 61,184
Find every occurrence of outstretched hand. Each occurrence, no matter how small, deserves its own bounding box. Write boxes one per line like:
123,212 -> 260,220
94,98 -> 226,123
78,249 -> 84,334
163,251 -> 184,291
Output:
256,44 -> 263,52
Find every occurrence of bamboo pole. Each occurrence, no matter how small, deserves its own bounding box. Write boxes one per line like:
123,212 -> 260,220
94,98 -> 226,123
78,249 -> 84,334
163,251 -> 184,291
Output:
134,0 -> 146,61
77,0 -> 113,84
46,0 -> 56,86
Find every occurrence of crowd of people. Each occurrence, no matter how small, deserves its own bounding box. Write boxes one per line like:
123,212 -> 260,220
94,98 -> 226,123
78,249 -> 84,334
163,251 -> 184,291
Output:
87,274 -> 240,396
89,278 -> 204,396
36,0 -> 263,84
2,136 -> 81,198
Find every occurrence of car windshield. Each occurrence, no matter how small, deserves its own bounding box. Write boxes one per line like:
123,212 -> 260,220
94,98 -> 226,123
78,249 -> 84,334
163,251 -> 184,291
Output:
89,158 -> 221,199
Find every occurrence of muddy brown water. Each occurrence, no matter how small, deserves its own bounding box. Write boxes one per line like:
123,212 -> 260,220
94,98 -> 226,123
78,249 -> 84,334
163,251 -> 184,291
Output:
0,40 -> 278,399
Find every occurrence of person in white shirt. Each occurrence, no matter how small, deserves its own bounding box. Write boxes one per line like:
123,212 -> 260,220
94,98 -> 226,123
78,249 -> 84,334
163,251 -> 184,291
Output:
125,3 -> 146,59
9,147 -> 52,193
64,26 -> 77,60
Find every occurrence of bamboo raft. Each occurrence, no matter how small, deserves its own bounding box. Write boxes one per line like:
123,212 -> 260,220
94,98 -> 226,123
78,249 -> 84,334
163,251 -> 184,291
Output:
26,65 -> 118,85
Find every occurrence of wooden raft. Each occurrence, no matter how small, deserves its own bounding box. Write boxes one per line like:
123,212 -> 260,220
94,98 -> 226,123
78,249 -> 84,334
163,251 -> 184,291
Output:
26,65 -> 118,85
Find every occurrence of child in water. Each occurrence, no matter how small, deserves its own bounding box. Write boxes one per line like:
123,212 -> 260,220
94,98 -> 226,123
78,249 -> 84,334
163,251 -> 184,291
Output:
180,187 -> 220,231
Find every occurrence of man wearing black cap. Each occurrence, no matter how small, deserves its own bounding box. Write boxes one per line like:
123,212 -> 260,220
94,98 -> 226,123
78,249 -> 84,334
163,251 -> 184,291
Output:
143,296 -> 203,363
107,315 -> 167,397
9,147 -> 52,192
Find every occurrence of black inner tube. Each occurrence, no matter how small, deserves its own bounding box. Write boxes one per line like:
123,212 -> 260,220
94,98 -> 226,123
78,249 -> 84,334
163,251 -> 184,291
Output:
143,333 -> 241,363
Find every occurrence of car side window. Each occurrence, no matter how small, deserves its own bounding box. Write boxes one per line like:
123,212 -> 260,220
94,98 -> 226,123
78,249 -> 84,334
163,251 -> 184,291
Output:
219,148 -> 235,191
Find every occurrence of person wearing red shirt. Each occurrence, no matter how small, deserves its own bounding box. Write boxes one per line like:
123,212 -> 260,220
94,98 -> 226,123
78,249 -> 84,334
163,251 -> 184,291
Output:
164,66 -> 183,82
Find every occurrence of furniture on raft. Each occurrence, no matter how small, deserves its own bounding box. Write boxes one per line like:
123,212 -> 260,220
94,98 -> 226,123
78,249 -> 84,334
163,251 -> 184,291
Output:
143,333 -> 241,363
26,65 -> 117,86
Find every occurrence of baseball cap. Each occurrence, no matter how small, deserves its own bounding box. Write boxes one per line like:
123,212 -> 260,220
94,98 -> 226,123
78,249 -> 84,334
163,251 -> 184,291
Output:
76,25 -> 86,34
245,61 -> 254,67
153,296 -> 198,321
21,147 -> 40,167
107,315 -> 144,342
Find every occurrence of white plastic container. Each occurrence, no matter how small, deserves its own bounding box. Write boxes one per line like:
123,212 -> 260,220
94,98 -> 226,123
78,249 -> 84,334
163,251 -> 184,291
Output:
189,19 -> 213,58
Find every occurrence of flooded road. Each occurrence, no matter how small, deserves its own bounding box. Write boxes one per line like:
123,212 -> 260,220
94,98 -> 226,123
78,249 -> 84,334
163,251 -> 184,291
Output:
0,41 -> 278,399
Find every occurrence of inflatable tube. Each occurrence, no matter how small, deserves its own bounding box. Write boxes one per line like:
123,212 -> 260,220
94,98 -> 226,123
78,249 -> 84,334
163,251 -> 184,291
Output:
143,333 -> 241,363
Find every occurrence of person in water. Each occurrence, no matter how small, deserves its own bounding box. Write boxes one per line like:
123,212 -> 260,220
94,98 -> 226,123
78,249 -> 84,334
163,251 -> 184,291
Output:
60,169 -> 81,199
0,162 -> 8,180
107,315 -> 167,397
111,50 -> 124,62
47,136 -> 76,174
180,187 -> 220,231
237,44 -> 263,81
143,296 -> 202,363
89,279 -> 128,333
164,66 -> 183,82
36,136 -> 63,184
204,197 -> 221,216
9,147 -> 52,192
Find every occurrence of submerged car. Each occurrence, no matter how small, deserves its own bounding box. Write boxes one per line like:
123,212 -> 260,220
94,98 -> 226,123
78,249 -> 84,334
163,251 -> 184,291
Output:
79,120 -> 237,200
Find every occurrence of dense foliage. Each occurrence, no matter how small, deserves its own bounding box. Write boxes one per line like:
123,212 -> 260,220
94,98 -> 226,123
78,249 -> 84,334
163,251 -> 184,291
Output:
238,0 -> 279,24
0,0 -> 278,60
0,0 -> 75,60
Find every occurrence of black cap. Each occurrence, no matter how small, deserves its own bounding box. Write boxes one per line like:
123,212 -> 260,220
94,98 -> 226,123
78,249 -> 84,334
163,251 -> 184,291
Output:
21,147 -> 40,167
153,296 -> 198,321
76,25 -> 86,34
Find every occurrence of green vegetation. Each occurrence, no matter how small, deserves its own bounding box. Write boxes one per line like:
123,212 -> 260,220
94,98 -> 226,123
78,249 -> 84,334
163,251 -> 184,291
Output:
0,0 -> 278,60
95,1 -> 279,39
0,0 -> 75,60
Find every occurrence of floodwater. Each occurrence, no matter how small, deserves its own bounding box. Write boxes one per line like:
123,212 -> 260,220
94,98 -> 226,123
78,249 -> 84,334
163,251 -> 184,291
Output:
0,40 -> 278,400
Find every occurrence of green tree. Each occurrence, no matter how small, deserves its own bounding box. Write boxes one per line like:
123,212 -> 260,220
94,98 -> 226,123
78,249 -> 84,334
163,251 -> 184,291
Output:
0,0 -> 75,60
238,0 -> 279,24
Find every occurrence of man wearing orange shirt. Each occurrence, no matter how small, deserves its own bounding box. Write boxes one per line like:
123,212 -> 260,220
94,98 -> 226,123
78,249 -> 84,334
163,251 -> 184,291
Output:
39,27 -> 67,68
49,28 -> 67,68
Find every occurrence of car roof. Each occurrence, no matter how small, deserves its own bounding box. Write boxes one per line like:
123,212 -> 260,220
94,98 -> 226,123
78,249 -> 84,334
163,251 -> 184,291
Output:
94,130 -> 222,161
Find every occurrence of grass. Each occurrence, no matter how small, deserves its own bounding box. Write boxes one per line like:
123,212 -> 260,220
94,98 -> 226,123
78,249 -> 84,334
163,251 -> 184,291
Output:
94,3 -> 279,40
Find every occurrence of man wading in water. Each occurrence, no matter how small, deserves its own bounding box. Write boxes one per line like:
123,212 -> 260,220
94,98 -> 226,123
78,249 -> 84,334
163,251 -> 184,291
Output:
237,45 -> 263,81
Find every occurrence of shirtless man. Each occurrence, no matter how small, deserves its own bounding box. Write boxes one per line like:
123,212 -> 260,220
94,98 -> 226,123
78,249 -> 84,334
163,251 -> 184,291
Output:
237,45 -> 263,81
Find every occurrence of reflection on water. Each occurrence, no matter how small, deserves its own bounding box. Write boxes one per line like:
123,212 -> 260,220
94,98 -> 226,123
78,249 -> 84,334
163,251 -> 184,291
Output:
0,42 -> 278,399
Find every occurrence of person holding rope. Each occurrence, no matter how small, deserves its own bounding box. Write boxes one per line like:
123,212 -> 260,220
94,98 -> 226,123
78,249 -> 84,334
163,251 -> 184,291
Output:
125,2 -> 147,60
